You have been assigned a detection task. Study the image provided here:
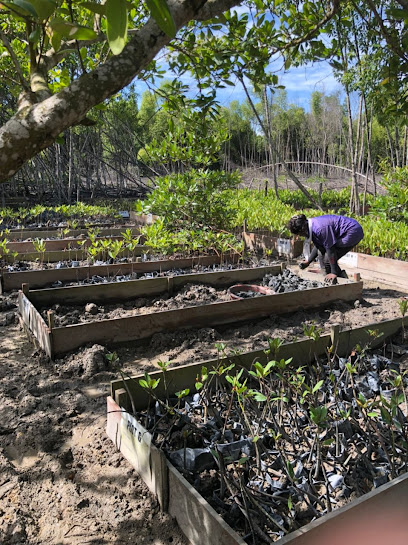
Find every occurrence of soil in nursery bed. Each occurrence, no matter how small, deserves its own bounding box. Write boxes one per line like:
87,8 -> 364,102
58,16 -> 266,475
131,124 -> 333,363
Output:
40,270 -> 323,326
106,285 -> 406,375
0,280 -> 407,544
2,254 -> 272,276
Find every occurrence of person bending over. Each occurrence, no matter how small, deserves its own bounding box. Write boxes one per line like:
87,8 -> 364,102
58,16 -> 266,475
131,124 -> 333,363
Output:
288,214 -> 364,282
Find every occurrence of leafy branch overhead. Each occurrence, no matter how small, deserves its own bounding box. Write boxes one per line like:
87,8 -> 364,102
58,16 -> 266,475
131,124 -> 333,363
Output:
1,0 -> 408,182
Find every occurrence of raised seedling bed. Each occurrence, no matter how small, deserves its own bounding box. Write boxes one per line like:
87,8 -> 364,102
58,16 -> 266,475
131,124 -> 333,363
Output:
107,316 -> 408,545
339,252 -> 408,291
5,234 -> 138,253
1,255 -> 238,292
3,225 -> 140,241
3,240 -> 145,263
18,266 -> 362,358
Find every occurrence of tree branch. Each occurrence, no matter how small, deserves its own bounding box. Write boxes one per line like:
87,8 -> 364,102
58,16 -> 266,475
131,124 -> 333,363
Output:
362,0 -> 408,62
278,0 -> 341,53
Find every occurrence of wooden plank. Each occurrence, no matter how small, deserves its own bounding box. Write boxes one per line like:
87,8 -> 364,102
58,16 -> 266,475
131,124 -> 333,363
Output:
51,280 -> 363,355
6,223 -> 133,240
338,253 -> 408,292
4,244 -> 144,263
243,233 -> 303,258
30,277 -> 169,306
357,253 -> 408,277
171,265 -> 281,290
168,462 -> 246,545
3,225 -> 140,241
29,265 -> 281,306
110,315 -> 408,411
0,255 -> 236,291
106,396 -> 169,510
129,212 -> 159,224
277,472 -> 408,545
6,235 -> 129,253
110,336 -> 325,412
18,291 -> 53,358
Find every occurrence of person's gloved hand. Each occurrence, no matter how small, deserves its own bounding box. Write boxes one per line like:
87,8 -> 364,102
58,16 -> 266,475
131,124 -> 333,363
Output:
299,261 -> 309,270
324,273 -> 338,284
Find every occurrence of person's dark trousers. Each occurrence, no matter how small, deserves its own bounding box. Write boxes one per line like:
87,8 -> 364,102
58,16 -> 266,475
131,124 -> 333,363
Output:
318,246 -> 354,276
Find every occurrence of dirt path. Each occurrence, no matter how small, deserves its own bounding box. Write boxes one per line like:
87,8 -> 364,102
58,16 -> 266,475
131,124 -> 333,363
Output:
0,321 -> 187,545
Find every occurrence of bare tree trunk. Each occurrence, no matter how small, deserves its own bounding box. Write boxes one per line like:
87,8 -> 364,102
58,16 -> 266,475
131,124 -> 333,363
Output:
239,76 -> 322,210
395,126 -> 400,167
386,127 -> 396,168
344,90 -> 360,214
67,130 -> 73,203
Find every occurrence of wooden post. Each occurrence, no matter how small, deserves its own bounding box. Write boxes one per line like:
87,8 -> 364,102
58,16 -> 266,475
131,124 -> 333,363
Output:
167,276 -> 174,296
353,272 -> 361,282
281,262 -> 287,272
22,283 -> 29,295
114,388 -> 131,413
330,324 -> 340,355
47,310 -> 55,330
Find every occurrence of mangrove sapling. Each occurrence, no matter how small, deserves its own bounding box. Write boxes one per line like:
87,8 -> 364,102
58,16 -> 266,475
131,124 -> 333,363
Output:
265,338 -> 285,360
108,239 -> 124,262
105,351 -> 137,416
127,238 -> 141,265
139,372 -> 161,428
157,359 -> 173,404
33,238 -> 46,267
309,405 -> 332,511
77,239 -> 87,262
87,243 -> 100,265
398,298 -> 408,341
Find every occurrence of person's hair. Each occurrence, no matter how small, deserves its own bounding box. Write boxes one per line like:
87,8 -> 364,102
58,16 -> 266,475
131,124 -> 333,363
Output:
288,214 -> 308,235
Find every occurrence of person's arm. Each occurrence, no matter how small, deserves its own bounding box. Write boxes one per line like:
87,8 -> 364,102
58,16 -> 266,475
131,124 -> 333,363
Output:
299,246 -> 318,269
326,246 -> 338,274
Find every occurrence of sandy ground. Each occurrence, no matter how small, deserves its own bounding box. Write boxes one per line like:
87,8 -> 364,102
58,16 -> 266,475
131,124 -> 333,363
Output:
0,321 -> 187,545
1,278 -> 407,545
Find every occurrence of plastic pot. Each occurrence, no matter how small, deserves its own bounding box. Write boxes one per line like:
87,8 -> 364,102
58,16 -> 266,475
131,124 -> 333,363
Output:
228,284 -> 275,300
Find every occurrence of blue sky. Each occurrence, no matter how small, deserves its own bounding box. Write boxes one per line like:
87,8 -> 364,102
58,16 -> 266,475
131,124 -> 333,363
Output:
131,59 -> 344,112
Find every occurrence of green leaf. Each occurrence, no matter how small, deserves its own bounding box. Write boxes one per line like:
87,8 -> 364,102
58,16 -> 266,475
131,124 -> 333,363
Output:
80,1 -> 106,15
146,0 -> 176,38
29,0 -> 56,20
106,0 -> 127,55
28,27 -> 41,43
312,379 -> 324,393
49,18 -> 97,40
50,30 -> 61,51
71,25 -> 97,40
3,0 -> 37,16
253,391 -> 267,402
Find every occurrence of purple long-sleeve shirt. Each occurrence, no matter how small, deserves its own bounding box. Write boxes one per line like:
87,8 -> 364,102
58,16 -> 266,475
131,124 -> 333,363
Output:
310,215 -> 364,250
